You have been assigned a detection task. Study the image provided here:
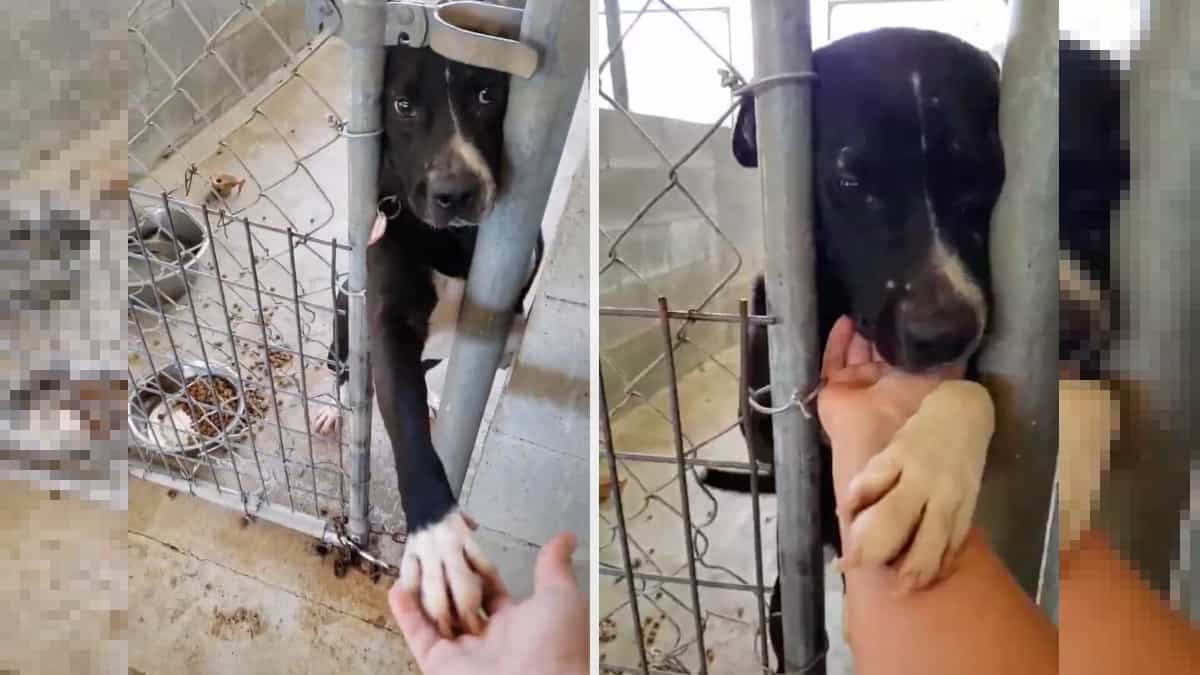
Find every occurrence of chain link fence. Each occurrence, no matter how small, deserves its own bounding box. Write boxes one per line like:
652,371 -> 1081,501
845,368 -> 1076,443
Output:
597,2 -> 798,673
126,0 -> 408,555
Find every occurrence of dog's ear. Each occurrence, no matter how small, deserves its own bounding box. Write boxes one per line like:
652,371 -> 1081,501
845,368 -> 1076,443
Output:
732,95 -> 758,168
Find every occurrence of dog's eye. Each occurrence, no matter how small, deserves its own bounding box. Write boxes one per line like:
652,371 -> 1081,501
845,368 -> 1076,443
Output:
393,97 -> 415,118
477,88 -> 494,105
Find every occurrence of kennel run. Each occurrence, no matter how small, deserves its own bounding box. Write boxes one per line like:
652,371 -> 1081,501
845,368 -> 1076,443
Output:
127,0 -> 584,569
597,1 -> 1057,674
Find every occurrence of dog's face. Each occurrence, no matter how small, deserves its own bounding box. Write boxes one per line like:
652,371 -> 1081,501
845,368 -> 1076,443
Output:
734,29 -> 1005,372
380,46 -> 510,228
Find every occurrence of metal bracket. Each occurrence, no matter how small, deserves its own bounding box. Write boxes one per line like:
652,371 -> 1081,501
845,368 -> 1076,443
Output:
385,1 -> 539,78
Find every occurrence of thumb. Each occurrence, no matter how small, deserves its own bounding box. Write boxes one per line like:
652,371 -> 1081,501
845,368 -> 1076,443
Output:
534,532 -> 578,594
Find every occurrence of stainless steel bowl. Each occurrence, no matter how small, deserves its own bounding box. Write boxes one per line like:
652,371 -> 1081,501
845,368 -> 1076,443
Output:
128,206 -> 210,310
129,360 -> 248,455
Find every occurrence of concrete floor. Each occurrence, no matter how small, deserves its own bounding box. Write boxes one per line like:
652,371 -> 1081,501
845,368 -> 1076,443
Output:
599,346 -> 852,675
127,478 -> 418,674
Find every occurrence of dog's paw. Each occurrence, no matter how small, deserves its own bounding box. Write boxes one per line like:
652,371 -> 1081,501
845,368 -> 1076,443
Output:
1058,379 -> 1117,551
840,380 -> 994,591
399,510 -> 496,638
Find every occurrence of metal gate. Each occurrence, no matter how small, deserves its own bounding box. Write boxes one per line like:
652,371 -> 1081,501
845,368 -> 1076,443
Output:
127,0 -> 377,547
598,1 -> 822,673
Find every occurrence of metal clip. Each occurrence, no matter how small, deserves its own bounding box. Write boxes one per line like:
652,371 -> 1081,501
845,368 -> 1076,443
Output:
385,1 -> 539,79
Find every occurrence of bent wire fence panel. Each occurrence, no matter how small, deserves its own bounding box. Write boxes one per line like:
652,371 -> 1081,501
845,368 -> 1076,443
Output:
598,2 -> 822,674
126,0 -> 405,547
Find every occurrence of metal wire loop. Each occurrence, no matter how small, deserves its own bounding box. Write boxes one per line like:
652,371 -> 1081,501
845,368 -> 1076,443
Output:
733,71 -> 820,98
339,127 -> 384,139
746,379 -> 824,419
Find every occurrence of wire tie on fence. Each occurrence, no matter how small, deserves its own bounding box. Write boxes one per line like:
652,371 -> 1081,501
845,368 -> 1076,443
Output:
332,114 -> 383,139
747,378 -> 824,419
733,71 -> 819,98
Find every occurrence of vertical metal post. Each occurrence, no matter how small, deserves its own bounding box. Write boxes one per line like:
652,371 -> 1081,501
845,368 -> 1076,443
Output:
1104,0 -> 1200,593
747,2 -> 825,673
603,0 -> 630,109
976,0 -> 1058,594
342,0 -> 386,546
432,0 -> 588,495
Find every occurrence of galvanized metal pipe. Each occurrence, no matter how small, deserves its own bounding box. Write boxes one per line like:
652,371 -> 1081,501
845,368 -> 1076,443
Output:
342,0 -> 387,546
603,0 -> 630,109
1105,0 -> 1200,595
747,2 -> 825,672
433,0 -> 588,496
976,0 -> 1059,595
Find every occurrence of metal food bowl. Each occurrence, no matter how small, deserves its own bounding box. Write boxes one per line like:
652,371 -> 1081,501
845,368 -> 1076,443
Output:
128,206 -> 210,310
129,360 -> 248,456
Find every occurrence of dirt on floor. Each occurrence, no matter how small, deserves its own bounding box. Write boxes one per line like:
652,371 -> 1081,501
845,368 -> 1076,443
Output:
127,477 -> 420,675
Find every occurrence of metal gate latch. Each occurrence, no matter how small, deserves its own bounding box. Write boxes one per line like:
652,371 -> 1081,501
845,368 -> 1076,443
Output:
385,1 -> 539,78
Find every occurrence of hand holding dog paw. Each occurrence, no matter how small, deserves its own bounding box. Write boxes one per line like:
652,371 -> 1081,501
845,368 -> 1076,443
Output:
839,380 -> 994,592
398,510 -> 498,639
390,533 -> 587,675
817,316 -> 993,592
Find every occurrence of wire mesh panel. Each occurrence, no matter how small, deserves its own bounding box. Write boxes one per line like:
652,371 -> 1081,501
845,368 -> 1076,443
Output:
126,0 -> 405,546
598,2 -> 786,673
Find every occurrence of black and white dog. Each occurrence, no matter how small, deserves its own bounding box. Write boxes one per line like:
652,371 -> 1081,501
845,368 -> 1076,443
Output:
708,28 -> 1007,667
311,35 -> 543,635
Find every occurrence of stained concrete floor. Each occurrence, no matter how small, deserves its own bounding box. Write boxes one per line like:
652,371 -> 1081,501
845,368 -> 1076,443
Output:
128,477 -> 417,674
599,345 -> 852,675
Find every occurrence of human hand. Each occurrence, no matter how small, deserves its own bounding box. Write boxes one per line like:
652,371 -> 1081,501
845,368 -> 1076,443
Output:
818,316 -> 994,591
389,532 -> 588,675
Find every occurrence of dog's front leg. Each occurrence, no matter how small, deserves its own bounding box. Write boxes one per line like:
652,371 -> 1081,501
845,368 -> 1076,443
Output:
839,380 -> 995,590
372,317 -> 495,637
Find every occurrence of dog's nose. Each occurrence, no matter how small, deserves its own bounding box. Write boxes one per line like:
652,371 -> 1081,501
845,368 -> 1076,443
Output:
902,305 -> 978,365
428,172 -> 480,216
896,277 -> 981,368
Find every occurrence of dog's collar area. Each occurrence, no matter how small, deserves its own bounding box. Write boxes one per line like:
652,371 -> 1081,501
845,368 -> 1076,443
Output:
384,1 -> 539,79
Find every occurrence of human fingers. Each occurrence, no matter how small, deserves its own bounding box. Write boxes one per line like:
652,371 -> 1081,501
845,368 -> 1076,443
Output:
533,532 -> 578,594
821,316 -> 857,379
388,576 -> 440,659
